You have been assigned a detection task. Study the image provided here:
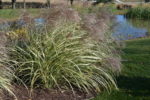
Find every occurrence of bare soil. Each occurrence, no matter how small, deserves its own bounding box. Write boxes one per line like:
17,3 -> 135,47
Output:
1,85 -> 93,100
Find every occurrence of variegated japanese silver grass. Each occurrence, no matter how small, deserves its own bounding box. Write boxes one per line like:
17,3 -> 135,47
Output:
0,63 -> 14,97
8,22 -> 117,93
0,33 -> 14,97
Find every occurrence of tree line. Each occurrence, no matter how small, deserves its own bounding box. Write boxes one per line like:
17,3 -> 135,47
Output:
0,0 -> 17,9
0,0 -> 75,9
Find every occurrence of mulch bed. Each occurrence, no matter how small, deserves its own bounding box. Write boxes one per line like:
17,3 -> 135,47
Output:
1,85 -> 94,100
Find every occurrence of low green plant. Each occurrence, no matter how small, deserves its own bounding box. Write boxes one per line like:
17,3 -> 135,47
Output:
7,22 -> 117,94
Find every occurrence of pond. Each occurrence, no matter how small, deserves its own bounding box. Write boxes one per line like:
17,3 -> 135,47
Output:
113,15 -> 150,40
0,18 -> 45,31
0,15 -> 150,41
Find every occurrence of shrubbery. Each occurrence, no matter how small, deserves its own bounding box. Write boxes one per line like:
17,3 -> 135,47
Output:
96,0 -> 112,3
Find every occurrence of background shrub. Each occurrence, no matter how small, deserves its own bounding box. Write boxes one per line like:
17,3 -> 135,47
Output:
96,0 -> 112,3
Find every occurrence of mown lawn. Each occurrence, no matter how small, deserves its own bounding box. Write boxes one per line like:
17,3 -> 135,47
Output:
93,38 -> 150,100
0,9 -> 40,20
122,0 -> 141,2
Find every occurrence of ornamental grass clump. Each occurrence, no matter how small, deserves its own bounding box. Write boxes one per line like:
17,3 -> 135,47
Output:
0,65 -> 13,95
0,33 -> 14,96
7,22 -> 117,94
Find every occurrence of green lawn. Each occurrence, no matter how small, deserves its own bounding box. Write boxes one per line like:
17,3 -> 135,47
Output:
0,9 -> 40,20
122,0 -> 142,2
93,38 -> 150,100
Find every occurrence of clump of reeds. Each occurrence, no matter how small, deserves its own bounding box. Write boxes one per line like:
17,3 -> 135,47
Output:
126,7 -> 150,19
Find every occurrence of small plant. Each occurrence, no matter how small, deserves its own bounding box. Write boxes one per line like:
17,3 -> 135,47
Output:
7,22 -> 117,94
7,28 -> 27,39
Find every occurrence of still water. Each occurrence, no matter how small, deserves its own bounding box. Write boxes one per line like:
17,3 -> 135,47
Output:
0,18 -> 45,31
113,15 -> 150,40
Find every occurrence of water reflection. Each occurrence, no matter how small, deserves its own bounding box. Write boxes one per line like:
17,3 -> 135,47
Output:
0,18 -> 45,31
34,18 -> 45,26
128,18 -> 150,34
113,15 -> 149,40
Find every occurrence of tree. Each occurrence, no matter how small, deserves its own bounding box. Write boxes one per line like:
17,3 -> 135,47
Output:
145,0 -> 150,2
70,0 -> 74,5
12,0 -> 16,9
23,0 -> 26,9
0,0 -> 2,9
47,0 -> 50,8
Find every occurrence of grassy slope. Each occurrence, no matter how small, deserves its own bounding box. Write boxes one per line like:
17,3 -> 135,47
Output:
93,38 -> 150,100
